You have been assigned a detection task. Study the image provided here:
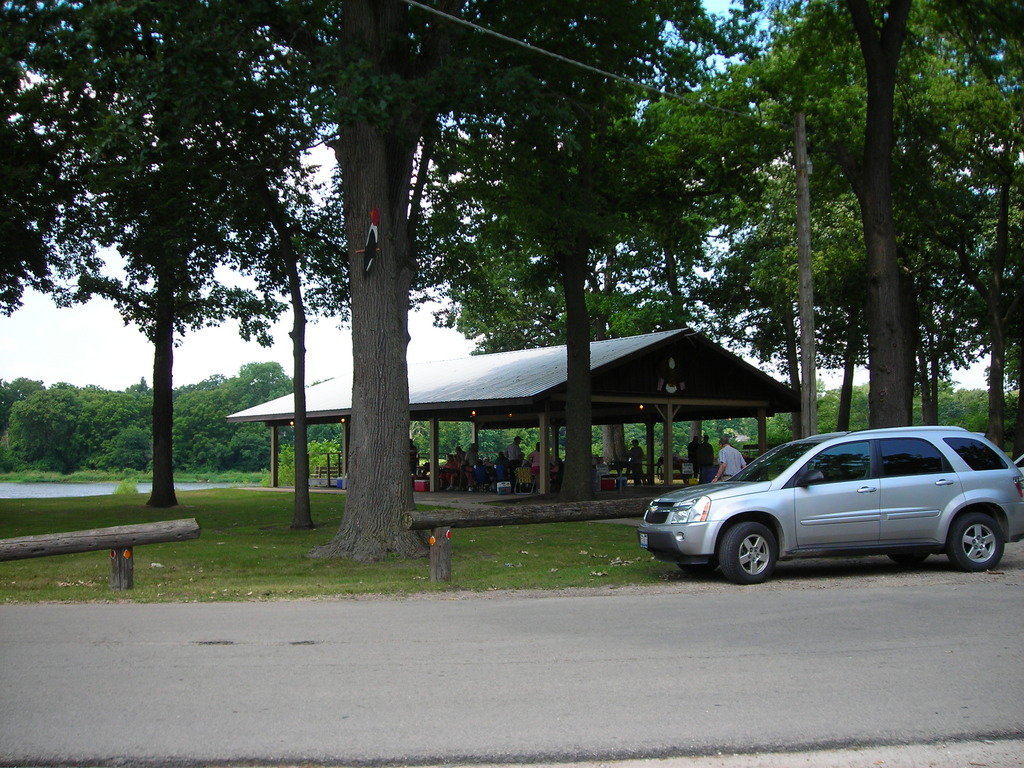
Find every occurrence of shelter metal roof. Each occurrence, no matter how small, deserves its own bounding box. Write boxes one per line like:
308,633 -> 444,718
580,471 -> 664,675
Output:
227,328 -> 799,426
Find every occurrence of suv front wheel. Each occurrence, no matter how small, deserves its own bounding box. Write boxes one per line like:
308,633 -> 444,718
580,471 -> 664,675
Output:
718,521 -> 777,584
945,512 -> 1004,572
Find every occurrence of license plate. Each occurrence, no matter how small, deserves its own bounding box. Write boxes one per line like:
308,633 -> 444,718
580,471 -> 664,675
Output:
639,532 -> 648,548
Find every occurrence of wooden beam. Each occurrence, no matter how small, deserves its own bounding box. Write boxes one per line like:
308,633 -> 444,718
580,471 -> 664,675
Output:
403,497 -> 651,530
590,395 -> 771,408
0,519 -> 201,562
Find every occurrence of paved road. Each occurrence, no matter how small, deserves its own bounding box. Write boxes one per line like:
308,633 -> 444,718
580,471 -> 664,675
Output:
2,573 -> 1022,767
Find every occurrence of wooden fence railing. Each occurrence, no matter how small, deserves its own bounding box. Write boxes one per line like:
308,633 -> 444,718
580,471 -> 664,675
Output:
403,498 -> 651,582
0,518 -> 201,591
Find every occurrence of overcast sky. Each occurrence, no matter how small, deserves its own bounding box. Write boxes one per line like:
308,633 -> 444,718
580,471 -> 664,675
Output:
0,287 -> 476,390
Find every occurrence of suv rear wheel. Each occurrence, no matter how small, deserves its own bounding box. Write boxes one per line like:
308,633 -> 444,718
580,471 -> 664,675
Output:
718,521 -> 777,584
945,512 -> 1003,572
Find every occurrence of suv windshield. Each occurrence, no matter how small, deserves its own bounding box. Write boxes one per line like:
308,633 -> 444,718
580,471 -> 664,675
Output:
731,440 -> 823,483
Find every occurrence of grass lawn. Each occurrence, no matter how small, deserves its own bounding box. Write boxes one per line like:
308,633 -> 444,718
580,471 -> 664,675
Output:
0,489 -> 671,602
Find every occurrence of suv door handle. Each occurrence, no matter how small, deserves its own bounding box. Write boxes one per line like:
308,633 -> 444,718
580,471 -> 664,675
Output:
934,479 -> 956,486
857,486 -> 877,493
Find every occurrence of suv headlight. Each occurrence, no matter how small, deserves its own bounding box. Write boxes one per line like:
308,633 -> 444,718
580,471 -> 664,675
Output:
668,496 -> 711,524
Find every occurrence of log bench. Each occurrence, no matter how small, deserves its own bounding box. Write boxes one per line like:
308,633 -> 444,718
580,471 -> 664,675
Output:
402,497 -> 653,582
0,518 -> 201,591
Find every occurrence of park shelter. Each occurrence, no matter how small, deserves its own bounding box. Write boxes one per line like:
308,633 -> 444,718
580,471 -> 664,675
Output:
226,328 -> 801,493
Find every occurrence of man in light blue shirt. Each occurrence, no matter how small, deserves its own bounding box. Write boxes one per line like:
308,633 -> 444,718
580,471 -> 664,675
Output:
713,436 -> 746,482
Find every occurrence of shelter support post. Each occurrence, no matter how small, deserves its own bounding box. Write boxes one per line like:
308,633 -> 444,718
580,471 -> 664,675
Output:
645,421 -> 655,485
657,404 -> 678,485
342,419 -> 350,475
758,408 -> 768,454
270,425 -> 280,488
539,409 -> 551,494
429,417 -> 439,492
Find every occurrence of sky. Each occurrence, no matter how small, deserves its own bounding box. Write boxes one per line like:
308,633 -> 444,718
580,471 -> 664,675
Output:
0,287 -> 476,390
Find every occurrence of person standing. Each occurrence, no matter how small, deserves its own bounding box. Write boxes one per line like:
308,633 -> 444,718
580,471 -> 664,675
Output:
506,436 -> 524,469
687,433 -> 702,481
698,433 -> 716,483
627,439 -> 645,485
713,436 -> 746,482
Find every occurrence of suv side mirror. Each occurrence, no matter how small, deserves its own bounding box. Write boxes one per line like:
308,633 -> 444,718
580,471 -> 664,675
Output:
795,469 -> 825,487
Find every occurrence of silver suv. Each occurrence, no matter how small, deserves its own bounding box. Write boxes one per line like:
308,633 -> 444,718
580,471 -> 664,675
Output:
637,426 -> 1024,584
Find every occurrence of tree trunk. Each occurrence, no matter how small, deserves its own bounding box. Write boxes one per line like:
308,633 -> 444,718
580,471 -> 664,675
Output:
559,239 -> 594,501
844,0 -> 914,429
311,0 -> 429,561
782,305 -> 802,437
837,345 -> 856,432
147,273 -> 177,508
287,255 -> 314,530
986,311 -> 1006,448
1014,309 -> 1024,458
917,330 -> 939,426
601,424 -> 626,464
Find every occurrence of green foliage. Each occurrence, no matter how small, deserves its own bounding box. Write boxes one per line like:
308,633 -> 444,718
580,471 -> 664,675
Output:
276,440 -> 343,487
2,363 -> 290,475
112,479 -> 138,495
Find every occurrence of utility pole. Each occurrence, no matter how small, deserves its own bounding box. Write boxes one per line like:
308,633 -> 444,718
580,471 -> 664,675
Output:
795,112 -> 817,438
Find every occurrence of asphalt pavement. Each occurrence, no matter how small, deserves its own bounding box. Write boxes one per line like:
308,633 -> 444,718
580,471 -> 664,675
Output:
1,569 -> 1022,767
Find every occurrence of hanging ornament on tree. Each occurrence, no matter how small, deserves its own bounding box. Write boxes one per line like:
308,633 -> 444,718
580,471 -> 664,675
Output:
358,208 -> 380,277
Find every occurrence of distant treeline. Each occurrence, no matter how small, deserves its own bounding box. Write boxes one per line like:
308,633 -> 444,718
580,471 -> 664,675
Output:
0,362 -> 306,475
0,361 -> 1012,477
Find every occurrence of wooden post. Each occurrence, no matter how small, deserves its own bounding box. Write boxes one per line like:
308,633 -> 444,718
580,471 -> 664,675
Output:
110,547 -> 134,590
795,111 -> 817,438
342,418 -> 350,475
429,417 -> 439,492
539,408 -> 551,494
429,527 -> 452,582
661,404 -> 677,486
758,408 -> 768,454
645,421 -> 655,485
270,425 -> 280,488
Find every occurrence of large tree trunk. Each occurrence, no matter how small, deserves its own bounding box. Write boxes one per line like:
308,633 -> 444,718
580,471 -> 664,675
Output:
311,0 -> 429,561
147,274 -> 177,508
844,0 -> 914,429
601,425 -> 626,464
559,240 -> 594,501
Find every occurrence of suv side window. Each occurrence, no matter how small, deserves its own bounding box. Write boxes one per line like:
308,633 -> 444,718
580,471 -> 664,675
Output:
805,441 -> 871,483
880,438 -> 946,477
943,437 -> 1009,471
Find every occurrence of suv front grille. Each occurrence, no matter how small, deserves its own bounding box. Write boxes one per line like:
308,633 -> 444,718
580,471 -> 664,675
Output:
645,501 -> 675,524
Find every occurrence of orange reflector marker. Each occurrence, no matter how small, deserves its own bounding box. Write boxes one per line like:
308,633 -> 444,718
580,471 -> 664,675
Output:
429,536 -> 436,546
123,549 -> 132,559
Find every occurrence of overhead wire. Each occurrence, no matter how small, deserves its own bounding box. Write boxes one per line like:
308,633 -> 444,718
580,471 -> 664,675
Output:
401,0 -> 781,127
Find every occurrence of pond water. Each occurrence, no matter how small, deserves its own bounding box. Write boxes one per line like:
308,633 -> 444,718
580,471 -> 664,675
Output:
0,482 -> 248,499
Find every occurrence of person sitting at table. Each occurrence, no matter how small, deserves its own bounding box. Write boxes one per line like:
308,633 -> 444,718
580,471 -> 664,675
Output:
441,454 -> 462,490
472,459 -> 491,492
493,452 -> 509,483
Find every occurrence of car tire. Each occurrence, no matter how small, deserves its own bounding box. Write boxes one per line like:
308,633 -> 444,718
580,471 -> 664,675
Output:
717,522 -> 777,584
888,553 -> 930,566
945,512 -> 1004,572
